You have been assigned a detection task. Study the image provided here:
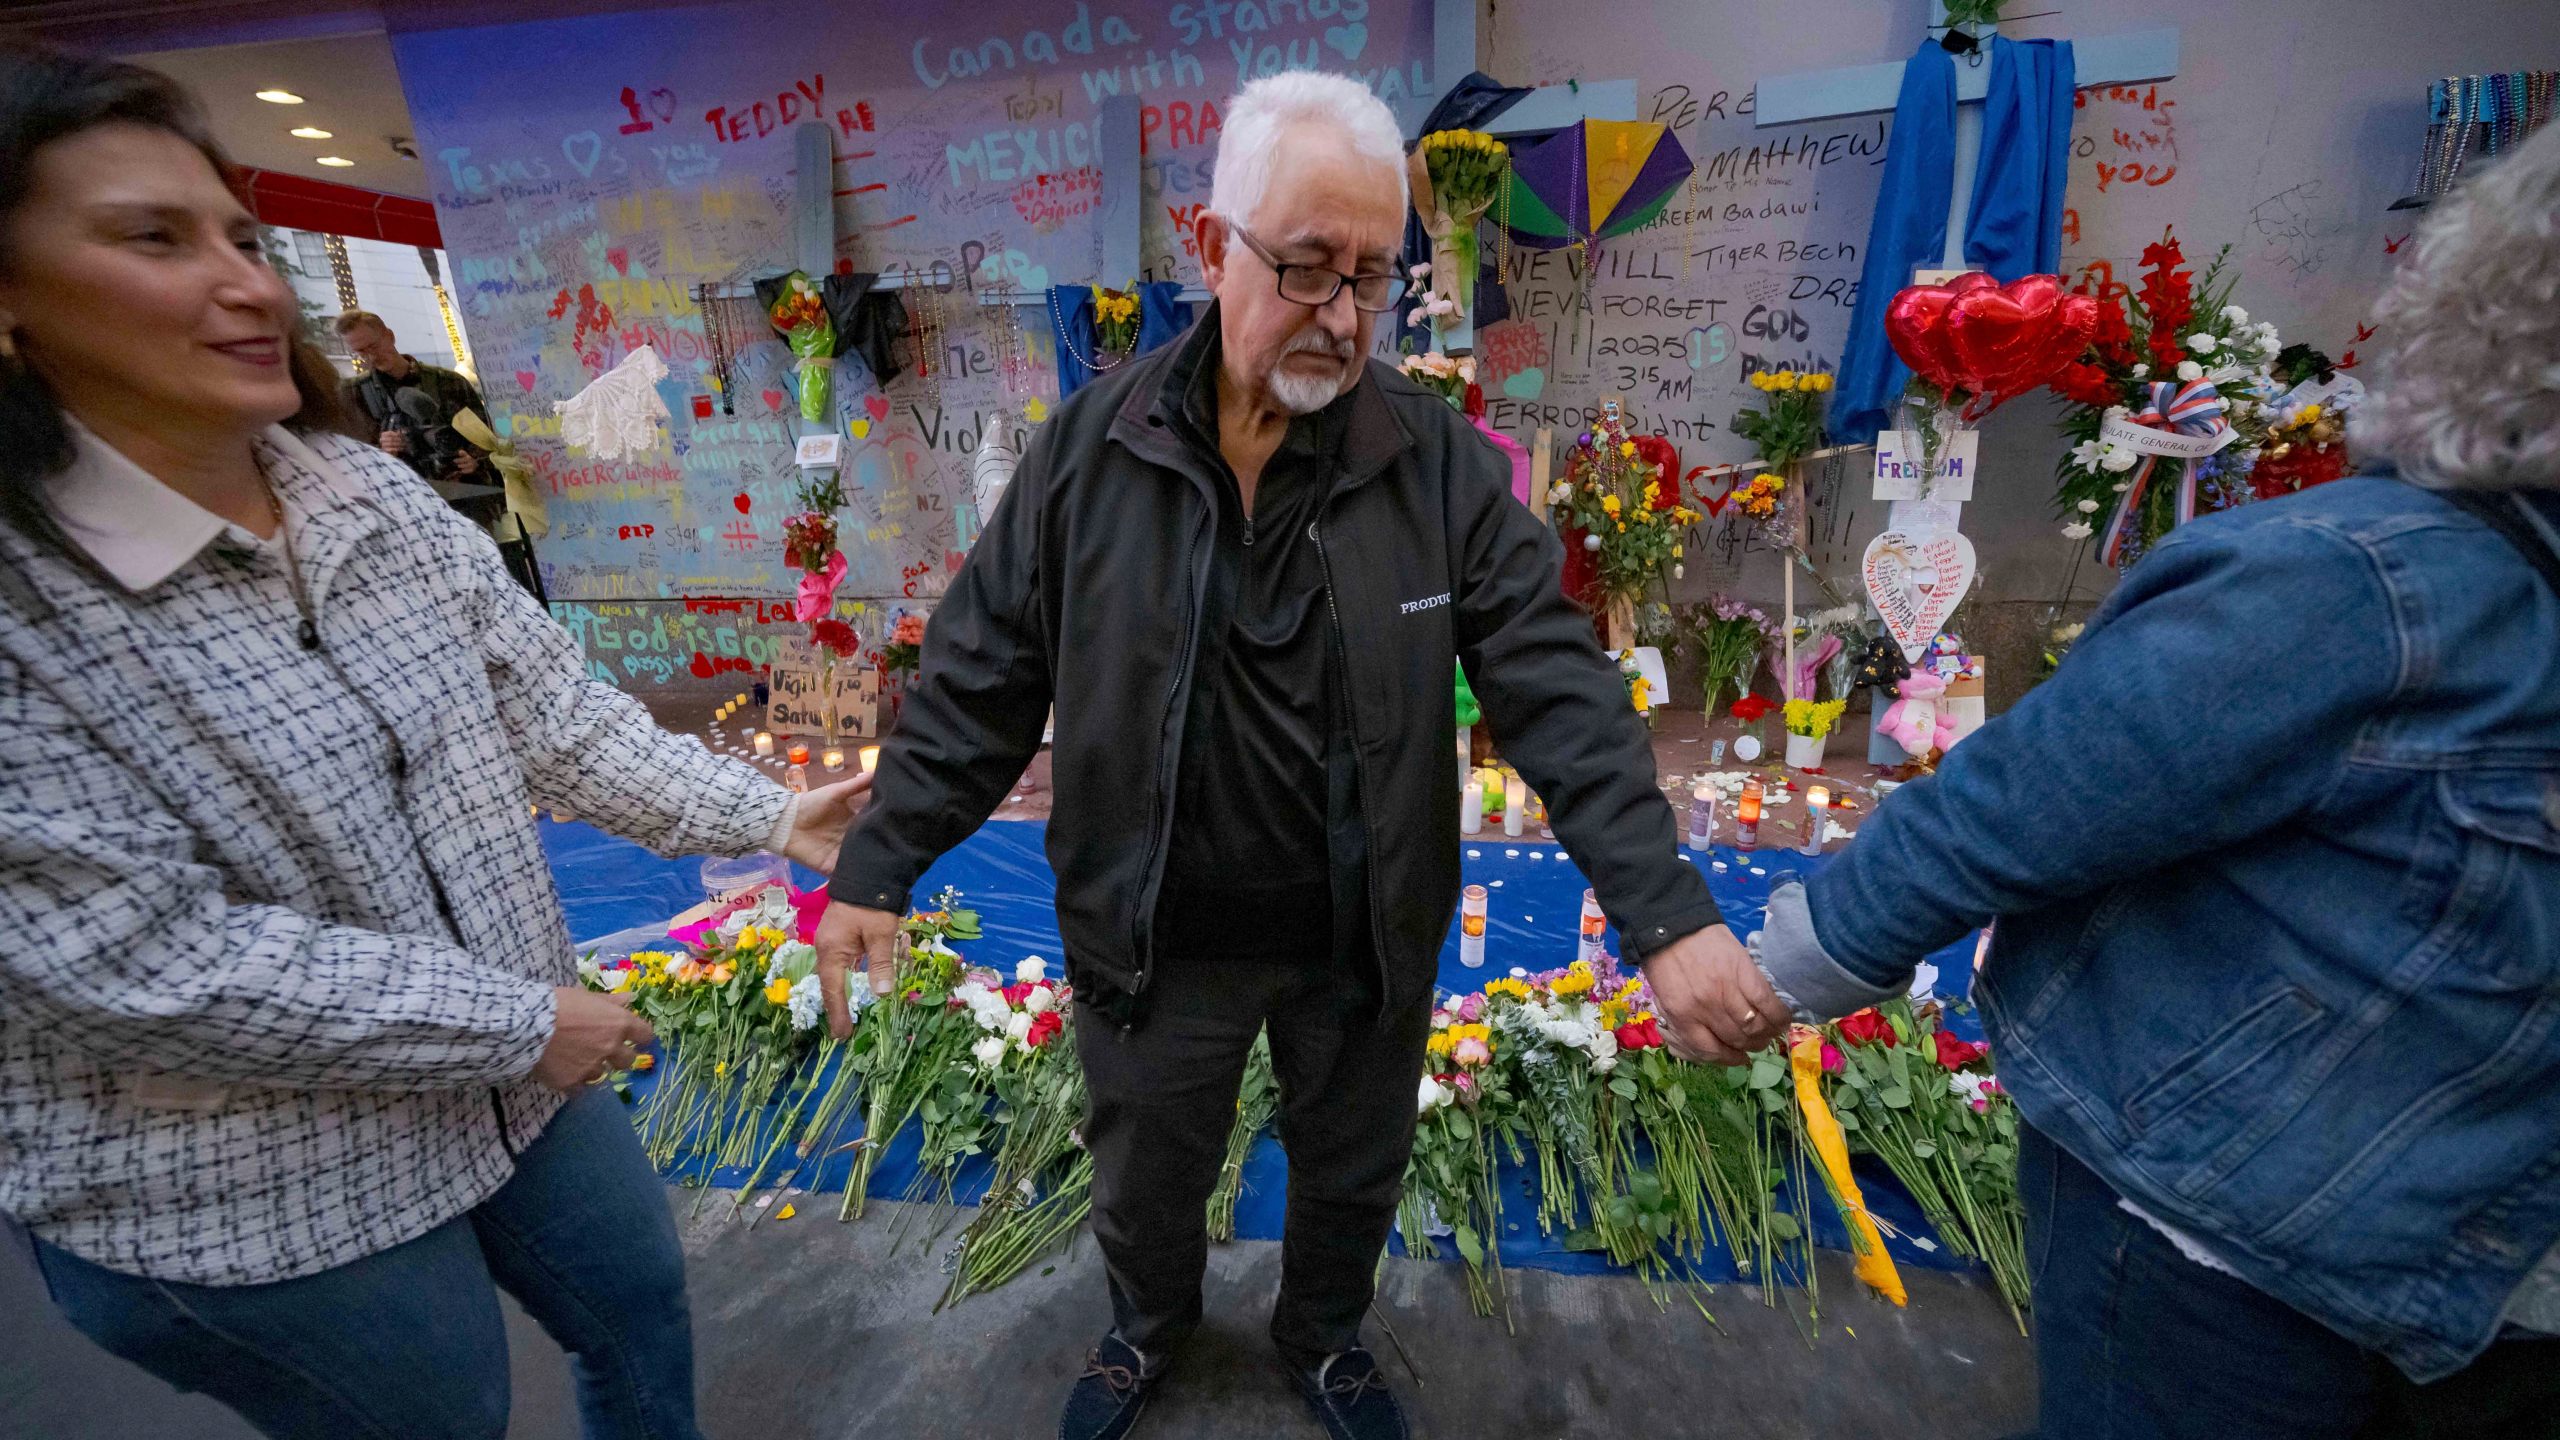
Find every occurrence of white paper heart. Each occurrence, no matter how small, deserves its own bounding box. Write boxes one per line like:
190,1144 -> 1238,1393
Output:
1862,529 -> 1978,661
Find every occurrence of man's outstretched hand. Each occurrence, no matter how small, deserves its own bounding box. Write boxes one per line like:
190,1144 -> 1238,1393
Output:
812,898 -> 902,1039
1641,924 -> 1790,1065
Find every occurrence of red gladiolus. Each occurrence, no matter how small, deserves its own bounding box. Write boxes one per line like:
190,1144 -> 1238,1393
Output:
1933,1029 -> 1990,1071
1026,1011 -> 1064,1048
1837,1009 -> 1898,1048
1730,695 -> 1774,722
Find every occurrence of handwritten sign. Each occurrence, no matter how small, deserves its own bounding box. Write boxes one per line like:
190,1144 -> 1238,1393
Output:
768,663 -> 880,737
1862,529 -> 1978,661
1871,427 -> 1979,502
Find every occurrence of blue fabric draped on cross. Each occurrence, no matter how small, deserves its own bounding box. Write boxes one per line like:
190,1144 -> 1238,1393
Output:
1829,36 -> 2078,443
1051,281 -> 1195,397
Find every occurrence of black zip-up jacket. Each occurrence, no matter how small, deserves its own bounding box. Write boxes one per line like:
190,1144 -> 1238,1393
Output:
831,310 -> 1723,1020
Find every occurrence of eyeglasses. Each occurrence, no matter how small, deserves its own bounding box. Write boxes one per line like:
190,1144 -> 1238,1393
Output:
1229,224 -> 1409,313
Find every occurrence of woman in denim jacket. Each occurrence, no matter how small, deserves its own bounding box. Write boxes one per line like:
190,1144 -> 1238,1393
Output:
1753,129 -> 2560,1433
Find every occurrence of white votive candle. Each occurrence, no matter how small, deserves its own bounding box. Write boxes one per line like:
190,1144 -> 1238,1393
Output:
1461,780 -> 1483,835
1503,773 -> 1527,837
752,731 -> 775,757
821,746 -> 846,771
859,745 -> 881,775
1801,785 -> 1831,856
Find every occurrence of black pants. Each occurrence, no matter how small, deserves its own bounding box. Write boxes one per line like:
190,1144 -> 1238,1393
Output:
1075,952 -> 1431,1372
2020,1124 -> 2560,1439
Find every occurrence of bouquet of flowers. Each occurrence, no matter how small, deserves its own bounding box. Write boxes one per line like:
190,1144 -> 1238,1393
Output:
1091,285 -> 1140,359
1814,1001 -> 2026,1326
782,511 -> 839,577
768,272 -> 835,423
1413,129 -> 1509,330
880,612 -> 926,680
939,957 -> 1088,1304
839,892 -> 983,1219
579,884 -> 835,1181
2050,231 -> 2282,565
1730,369 -> 1832,472
1782,698 -> 1848,740
1407,996 -> 1516,1317
1397,350 -> 1474,410
1208,1032 -> 1279,1243
1549,402 -> 1702,644
1680,596 -> 1779,717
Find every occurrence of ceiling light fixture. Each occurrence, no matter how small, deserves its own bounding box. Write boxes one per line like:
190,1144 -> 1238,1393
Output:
254,89 -> 304,104
315,156 -> 354,167
290,126 -> 332,139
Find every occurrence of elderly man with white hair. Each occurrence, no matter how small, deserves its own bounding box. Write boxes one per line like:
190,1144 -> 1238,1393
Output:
817,70 -> 1772,1440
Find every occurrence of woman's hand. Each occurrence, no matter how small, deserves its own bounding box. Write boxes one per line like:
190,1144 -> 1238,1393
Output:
532,987 -> 656,1091
782,773 -> 871,874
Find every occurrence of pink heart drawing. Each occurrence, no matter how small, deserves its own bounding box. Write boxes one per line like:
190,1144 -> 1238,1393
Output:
761,388 -> 787,412
864,394 -> 891,423
513,369 -> 538,394
1861,529 -> 1979,660
646,87 -> 677,122
606,247 -> 629,275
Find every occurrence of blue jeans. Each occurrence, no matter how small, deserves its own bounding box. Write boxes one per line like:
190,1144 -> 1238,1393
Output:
31,1088 -> 701,1440
2021,1124 -> 2560,1439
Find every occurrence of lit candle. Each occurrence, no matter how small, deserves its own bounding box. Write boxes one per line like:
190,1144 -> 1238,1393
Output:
1461,779 -> 1483,835
1503,772 -> 1527,837
859,745 -> 881,775
1687,781 -> 1718,852
821,746 -> 846,771
752,731 -> 775,757
1576,888 -> 1607,966
1458,884 -> 1488,969
1801,785 -> 1830,856
784,743 -> 810,794
1735,776 -> 1764,850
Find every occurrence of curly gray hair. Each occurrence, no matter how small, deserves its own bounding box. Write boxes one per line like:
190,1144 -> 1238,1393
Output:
2350,124 -> 2560,491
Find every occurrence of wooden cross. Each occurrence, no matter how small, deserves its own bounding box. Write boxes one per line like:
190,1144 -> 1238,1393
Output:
1754,3 -> 2179,273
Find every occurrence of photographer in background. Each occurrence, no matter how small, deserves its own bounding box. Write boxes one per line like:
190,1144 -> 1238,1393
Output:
333,308 -> 487,484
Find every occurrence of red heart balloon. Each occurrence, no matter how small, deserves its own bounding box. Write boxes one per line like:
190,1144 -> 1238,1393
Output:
1885,286 -> 1965,394
1943,275 -> 2102,406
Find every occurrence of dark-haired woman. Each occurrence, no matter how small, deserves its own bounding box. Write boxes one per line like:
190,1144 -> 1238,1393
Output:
0,47 -> 861,1439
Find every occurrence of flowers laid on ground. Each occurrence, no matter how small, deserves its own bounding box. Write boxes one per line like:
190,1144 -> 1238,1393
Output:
1811,1000 -> 2026,1328
2051,231 -> 2283,565
594,883 -> 2031,1333
1090,285 -> 1140,356
1397,350 -> 1475,409
1552,401 -> 1702,637
1782,698 -> 1849,740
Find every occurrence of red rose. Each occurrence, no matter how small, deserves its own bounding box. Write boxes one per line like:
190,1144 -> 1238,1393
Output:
1615,1019 -> 1663,1051
1025,1011 -> 1064,1049
1933,1029 -> 1989,1071
1836,1009 -> 1897,1048
1820,1041 -> 1844,1074
1730,695 -> 1774,722
810,618 -> 859,657
1000,983 -> 1033,1007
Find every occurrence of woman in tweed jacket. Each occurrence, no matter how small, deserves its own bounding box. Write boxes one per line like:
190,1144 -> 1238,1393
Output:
0,48 -> 863,1439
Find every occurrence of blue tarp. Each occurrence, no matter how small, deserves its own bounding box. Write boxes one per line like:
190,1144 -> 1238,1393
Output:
541,817 -> 1989,1280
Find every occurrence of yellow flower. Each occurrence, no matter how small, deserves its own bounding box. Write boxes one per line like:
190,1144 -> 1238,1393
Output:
1619,441 -> 1636,458
1485,977 -> 1533,1003
1808,372 -> 1834,392
1601,494 -> 1622,516
631,1051 -> 655,1071
765,977 -> 793,1006
1672,545 -> 1684,559
1551,962 -> 1597,998
1427,1032 -> 1456,1058
1774,372 -> 1799,391
1600,999 -> 1630,1029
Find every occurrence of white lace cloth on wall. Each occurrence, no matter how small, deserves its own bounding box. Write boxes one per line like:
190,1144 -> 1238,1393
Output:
554,345 -> 670,462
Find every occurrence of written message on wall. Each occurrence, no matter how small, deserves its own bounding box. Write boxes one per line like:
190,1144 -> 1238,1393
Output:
392,0 -> 1432,684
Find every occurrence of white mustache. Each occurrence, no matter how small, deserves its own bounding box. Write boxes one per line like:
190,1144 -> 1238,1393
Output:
1284,330 -> 1356,363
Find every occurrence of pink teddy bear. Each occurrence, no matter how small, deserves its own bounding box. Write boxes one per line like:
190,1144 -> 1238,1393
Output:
1879,671 -> 1958,762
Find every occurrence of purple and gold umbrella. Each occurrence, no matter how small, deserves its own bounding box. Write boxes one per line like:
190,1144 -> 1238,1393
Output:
1502,119 -> 1694,250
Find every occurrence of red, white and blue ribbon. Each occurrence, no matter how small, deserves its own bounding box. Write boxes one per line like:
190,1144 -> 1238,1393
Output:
2097,379 -> 2237,566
